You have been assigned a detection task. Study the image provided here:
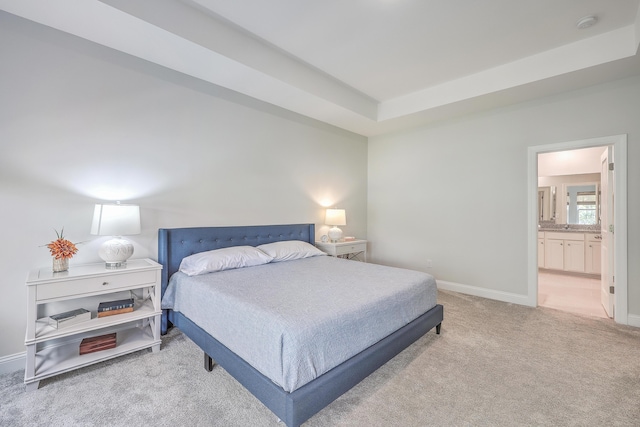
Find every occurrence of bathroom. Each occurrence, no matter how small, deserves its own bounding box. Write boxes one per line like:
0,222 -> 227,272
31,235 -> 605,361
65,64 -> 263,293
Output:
537,146 -> 611,318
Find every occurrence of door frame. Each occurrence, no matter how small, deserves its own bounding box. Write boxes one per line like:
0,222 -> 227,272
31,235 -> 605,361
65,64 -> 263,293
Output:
527,135 -> 628,324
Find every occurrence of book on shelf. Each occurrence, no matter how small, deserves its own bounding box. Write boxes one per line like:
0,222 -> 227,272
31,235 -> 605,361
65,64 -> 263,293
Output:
48,308 -> 91,329
97,298 -> 134,312
79,332 -> 117,355
97,306 -> 134,318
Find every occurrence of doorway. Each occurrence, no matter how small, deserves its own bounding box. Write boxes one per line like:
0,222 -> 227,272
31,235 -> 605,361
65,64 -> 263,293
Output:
527,135 -> 628,324
537,146 -> 608,318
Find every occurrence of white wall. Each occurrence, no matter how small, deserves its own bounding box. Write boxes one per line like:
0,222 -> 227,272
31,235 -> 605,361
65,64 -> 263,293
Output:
368,75 -> 640,319
0,13 -> 367,361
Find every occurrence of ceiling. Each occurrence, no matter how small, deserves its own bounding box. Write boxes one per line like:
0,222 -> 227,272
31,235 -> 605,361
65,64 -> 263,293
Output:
2,0 -> 640,136
538,146 -> 606,177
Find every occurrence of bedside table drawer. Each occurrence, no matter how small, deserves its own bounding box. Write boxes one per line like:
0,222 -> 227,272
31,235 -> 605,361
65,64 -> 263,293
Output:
36,270 -> 157,301
335,243 -> 366,256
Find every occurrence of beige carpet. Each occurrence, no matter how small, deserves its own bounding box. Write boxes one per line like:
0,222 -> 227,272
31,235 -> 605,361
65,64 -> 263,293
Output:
2,290 -> 639,426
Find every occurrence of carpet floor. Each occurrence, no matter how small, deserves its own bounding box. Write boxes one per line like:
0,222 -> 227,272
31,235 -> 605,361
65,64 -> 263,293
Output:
1,290 -> 639,426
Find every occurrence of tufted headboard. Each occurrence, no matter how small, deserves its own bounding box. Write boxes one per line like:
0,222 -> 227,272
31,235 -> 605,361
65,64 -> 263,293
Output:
157,223 -> 315,333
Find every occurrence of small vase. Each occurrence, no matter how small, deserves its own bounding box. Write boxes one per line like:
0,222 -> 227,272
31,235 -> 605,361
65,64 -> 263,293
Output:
53,257 -> 69,273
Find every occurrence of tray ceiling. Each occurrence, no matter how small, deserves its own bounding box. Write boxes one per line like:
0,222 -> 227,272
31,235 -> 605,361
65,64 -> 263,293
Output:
2,0 -> 640,136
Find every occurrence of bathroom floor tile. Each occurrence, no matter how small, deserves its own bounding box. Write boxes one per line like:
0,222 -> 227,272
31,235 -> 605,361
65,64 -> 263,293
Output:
538,270 -> 609,319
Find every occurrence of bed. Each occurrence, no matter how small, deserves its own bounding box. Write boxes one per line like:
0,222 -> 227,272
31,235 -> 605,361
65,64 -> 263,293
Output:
158,224 -> 443,426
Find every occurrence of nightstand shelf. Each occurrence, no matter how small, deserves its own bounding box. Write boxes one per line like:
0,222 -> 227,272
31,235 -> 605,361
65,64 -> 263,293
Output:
315,240 -> 367,262
24,258 -> 162,391
30,297 -> 158,343
32,323 -> 158,383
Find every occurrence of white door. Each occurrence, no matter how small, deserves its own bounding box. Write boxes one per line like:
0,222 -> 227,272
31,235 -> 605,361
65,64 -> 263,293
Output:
600,146 -> 614,317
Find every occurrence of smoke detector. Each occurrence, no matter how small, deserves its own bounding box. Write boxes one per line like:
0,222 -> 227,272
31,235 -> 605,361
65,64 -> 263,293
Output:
577,15 -> 597,29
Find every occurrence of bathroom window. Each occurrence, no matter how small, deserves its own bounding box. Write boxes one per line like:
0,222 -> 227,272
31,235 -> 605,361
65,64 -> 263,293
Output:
576,191 -> 596,225
566,183 -> 599,225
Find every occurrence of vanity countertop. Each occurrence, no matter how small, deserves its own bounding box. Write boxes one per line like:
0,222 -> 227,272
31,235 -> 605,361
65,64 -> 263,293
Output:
538,228 -> 600,233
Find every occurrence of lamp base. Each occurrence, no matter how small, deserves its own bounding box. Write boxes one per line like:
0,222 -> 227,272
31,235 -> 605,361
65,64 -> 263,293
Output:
104,261 -> 127,269
328,226 -> 343,243
99,237 -> 134,269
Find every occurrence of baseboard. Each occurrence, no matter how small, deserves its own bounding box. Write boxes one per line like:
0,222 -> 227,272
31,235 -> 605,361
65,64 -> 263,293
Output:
0,351 -> 25,375
437,280 -> 533,306
438,280 -> 640,328
627,314 -> 640,328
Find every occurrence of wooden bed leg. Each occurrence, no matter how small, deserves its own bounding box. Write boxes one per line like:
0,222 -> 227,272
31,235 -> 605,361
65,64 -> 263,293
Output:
204,352 -> 215,372
436,323 -> 442,334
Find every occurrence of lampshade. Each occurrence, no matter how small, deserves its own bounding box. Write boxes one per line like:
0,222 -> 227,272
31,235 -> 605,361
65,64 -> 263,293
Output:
91,204 -> 141,236
325,208 -> 346,242
325,209 -> 346,226
91,203 -> 141,269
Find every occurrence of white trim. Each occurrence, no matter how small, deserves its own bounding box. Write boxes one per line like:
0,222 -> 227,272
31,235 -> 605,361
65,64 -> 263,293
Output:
0,351 -> 25,375
437,280 -> 530,306
628,314 -> 640,328
379,27 -> 638,121
528,134 -> 628,324
0,0 -> 378,135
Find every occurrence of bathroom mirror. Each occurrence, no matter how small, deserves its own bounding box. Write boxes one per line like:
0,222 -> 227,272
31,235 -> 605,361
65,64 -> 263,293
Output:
565,183 -> 598,225
537,186 -> 556,221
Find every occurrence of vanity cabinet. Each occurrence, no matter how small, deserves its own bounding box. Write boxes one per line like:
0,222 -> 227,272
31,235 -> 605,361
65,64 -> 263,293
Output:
544,237 -> 565,270
585,234 -> 602,274
563,238 -> 585,272
541,232 -> 597,274
538,232 -> 545,268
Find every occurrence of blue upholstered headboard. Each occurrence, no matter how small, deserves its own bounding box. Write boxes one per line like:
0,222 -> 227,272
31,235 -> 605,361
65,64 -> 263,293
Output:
157,223 -> 315,333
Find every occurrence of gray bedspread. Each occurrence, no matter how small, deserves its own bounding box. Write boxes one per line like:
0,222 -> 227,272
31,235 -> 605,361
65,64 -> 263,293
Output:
161,255 -> 437,392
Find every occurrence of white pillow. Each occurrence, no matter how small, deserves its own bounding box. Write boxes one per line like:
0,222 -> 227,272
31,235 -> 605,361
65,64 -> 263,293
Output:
257,240 -> 326,262
179,246 -> 273,276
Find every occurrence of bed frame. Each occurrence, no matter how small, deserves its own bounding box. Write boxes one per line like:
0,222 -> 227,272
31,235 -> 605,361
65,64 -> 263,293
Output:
158,224 -> 443,427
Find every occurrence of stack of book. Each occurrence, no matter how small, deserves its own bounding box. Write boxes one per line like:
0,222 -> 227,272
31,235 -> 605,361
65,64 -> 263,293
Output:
48,308 -> 91,329
97,298 -> 134,318
79,333 -> 116,355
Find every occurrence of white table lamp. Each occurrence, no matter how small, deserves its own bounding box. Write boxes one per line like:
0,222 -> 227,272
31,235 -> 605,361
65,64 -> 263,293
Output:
325,208 -> 346,242
91,203 -> 141,268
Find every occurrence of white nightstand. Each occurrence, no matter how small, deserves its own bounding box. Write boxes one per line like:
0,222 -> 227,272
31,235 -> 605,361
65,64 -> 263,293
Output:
24,258 -> 162,391
315,240 -> 367,262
